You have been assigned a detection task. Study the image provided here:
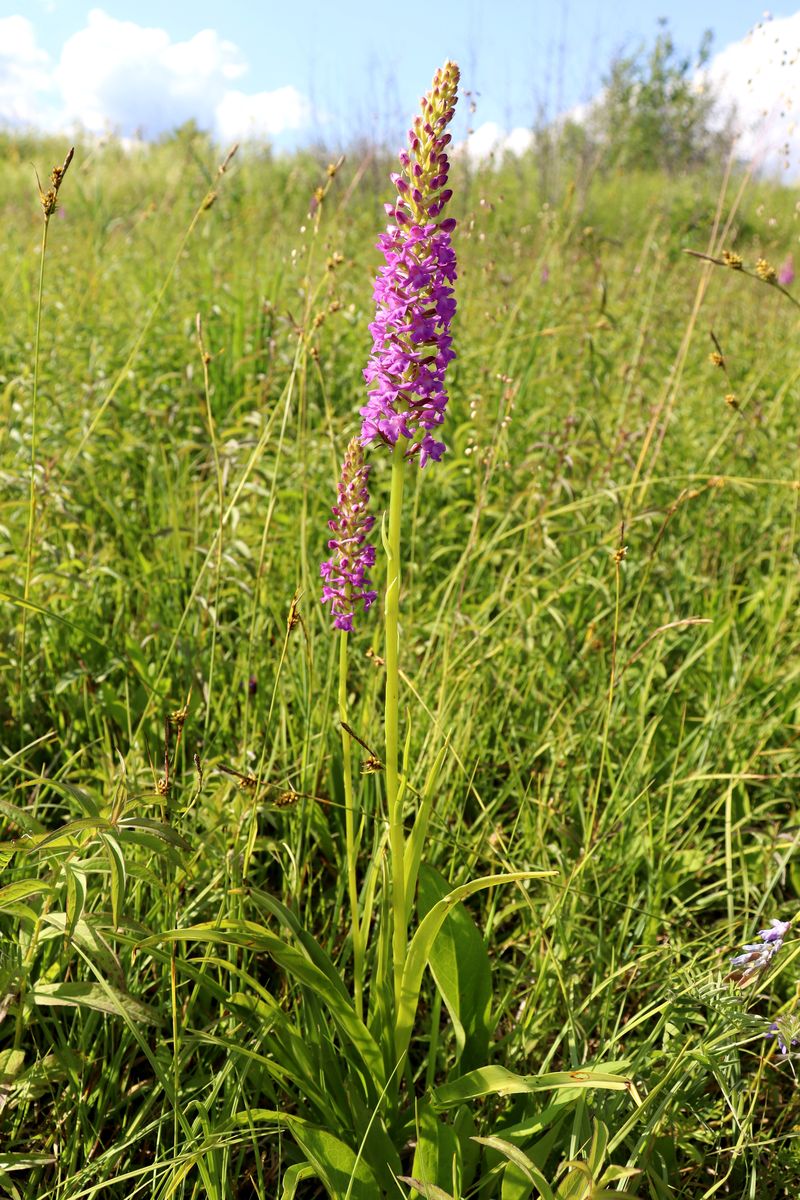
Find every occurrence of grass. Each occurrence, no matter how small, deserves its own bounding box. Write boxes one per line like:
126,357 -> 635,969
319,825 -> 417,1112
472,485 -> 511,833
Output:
2,124 -> 800,1198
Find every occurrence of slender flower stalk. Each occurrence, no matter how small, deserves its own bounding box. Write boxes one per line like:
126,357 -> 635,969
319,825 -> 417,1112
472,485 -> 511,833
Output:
384,439 -> 406,1024
19,147 -> 74,735
320,438 -> 375,1016
339,630 -> 364,1018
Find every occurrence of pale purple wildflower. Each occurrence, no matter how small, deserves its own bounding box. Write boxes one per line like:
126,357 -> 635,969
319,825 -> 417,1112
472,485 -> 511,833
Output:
767,1019 -> 799,1055
778,253 -> 795,286
729,917 -> 791,985
320,438 -> 377,631
360,61 -> 460,468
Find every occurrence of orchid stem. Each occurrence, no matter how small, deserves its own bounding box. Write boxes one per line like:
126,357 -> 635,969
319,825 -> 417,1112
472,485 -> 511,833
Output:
339,630 -> 364,1019
385,439 -> 406,1031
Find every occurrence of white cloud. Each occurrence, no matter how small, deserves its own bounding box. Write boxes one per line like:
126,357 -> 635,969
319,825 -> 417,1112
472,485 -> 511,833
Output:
456,120 -> 534,164
705,12 -> 800,175
0,8 -> 311,144
215,87 -> 311,144
0,15 -> 56,126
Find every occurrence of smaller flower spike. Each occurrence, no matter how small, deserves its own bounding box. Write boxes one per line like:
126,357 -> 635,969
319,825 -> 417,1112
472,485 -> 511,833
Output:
728,917 -> 791,986
320,438 -> 377,631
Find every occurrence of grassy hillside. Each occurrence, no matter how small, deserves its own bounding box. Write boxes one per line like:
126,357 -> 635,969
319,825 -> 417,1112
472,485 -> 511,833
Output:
1,129 -> 800,1198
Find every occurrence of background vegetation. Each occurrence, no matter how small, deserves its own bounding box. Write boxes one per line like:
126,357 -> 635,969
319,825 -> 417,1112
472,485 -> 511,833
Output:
2,35 -> 800,1198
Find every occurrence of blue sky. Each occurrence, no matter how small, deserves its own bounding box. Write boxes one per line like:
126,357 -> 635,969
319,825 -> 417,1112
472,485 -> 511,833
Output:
0,1 -> 795,159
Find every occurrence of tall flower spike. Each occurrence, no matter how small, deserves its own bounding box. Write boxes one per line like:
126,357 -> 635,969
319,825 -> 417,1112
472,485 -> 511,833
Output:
361,60 -> 460,468
320,438 -> 377,631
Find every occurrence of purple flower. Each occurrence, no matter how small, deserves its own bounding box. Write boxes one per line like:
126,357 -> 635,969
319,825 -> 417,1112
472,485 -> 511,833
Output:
320,438 -> 377,631
778,253 -> 795,286
767,1020 -> 799,1055
360,60 -> 460,468
758,918 -> 791,944
729,917 -> 791,985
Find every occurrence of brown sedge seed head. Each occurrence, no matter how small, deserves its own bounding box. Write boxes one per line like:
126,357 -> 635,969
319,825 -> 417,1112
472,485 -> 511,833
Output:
756,258 -> 777,283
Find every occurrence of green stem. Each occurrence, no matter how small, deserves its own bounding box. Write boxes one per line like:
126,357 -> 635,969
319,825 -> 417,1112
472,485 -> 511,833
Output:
339,631 -> 363,1019
385,440 -> 406,1026
19,214 -> 50,732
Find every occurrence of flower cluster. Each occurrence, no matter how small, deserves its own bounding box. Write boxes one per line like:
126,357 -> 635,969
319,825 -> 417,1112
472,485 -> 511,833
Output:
360,60 -> 460,468
729,917 -> 791,986
320,438 -> 377,631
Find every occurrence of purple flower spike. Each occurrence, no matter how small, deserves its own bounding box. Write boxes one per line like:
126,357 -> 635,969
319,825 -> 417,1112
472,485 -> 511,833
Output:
360,60 -> 460,468
728,916 -> 791,986
320,437 -> 377,632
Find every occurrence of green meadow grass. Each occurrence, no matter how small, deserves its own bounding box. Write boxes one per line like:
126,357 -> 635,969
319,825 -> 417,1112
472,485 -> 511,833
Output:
2,129 -> 800,1197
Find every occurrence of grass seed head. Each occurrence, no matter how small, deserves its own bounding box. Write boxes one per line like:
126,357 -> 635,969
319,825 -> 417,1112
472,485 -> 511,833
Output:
38,146 -> 74,219
755,257 -> 777,283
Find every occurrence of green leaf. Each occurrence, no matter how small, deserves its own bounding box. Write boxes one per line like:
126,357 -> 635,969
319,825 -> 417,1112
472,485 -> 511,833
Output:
0,903 -> 38,922
432,1065 -> 640,1110
290,1119 -> 379,1200
501,1161 -> 536,1200
280,1163 -> 316,1199
0,1153 -> 56,1172
453,1105 -> 480,1193
40,779 -> 100,816
140,920 -> 384,1086
473,1136 -> 554,1200
599,1165 -> 641,1185
29,981 -> 161,1024
396,872 -> 552,1064
64,866 -> 87,943
117,817 -> 190,851
35,818 -> 111,851
411,1102 -> 459,1198
251,889 -> 351,1004
0,588 -> 111,650
236,1111 -> 378,1200
398,1179 -> 455,1200
100,833 -> 127,928
404,741 -> 448,911
0,798 -> 45,837
585,1119 -> 608,1176
0,1051 -> 25,1099
0,879 -> 55,910
0,1170 -> 21,1199
418,864 -> 492,1071
40,913 -> 124,984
